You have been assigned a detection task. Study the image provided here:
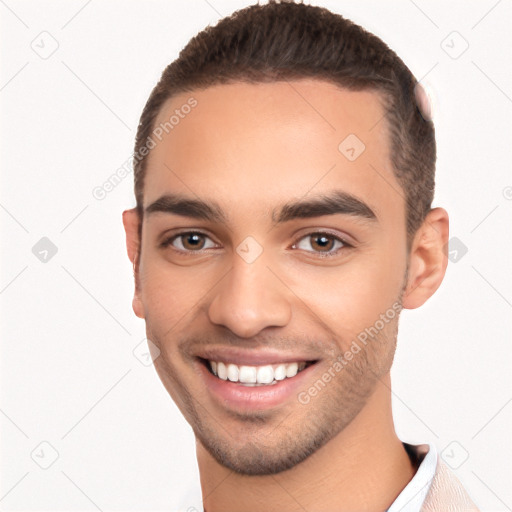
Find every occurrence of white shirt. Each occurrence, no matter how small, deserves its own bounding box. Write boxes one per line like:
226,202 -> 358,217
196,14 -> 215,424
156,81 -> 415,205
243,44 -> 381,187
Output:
387,442 -> 437,512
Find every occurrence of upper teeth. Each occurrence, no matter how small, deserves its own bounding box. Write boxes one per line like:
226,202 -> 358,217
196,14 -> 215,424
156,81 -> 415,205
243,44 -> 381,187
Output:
209,361 -> 307,385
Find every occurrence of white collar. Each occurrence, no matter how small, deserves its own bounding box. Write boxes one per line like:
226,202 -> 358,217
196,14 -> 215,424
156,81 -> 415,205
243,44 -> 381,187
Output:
387,442 -> 437,512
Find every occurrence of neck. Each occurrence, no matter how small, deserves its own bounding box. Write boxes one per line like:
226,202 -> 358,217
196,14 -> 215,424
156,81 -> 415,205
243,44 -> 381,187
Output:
196,374 -> 416,512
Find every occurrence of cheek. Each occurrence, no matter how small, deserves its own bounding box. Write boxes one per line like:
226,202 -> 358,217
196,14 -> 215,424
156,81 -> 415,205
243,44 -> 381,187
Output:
137,255 -> 193,322
279,250 -> 406,343
138,250 -> 224,329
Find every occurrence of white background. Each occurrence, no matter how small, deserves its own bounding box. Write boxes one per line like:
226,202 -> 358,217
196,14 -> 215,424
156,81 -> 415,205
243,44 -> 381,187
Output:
1,0 -> 511,510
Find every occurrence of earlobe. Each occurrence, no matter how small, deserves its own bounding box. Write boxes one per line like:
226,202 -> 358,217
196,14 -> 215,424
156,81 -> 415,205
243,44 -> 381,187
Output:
132,295 -> 145,319
402,208 -> 449,310
122,208 -> 145,319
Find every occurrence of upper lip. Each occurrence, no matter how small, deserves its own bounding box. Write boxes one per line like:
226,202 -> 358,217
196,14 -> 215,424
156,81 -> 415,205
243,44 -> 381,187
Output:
195,347 -> 318,366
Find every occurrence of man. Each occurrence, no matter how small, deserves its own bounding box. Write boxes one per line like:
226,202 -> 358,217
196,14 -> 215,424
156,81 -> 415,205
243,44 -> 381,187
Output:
122,1 -> 480,510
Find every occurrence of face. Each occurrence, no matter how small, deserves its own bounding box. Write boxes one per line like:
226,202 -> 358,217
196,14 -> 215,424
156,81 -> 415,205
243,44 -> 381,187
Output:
132,79 -> 410,475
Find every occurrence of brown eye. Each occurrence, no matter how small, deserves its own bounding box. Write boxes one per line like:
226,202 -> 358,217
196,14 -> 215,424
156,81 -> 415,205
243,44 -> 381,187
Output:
293,232 -> 348,256
309,234 -> 335,252
162,232 -> 216,252
180,233 -> 206,250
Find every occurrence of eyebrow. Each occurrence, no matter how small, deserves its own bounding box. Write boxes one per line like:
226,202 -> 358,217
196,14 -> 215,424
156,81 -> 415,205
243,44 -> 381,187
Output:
145,194 -> 227,223
273,190 -> 377,224
144,190 -> 377,224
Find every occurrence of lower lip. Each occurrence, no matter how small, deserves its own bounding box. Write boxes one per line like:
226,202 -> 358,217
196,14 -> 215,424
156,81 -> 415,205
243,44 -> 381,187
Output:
197,360 -> 317,411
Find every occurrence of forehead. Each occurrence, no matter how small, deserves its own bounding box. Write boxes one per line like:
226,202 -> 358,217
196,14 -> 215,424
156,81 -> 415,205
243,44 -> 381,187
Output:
144,79 -> 400,225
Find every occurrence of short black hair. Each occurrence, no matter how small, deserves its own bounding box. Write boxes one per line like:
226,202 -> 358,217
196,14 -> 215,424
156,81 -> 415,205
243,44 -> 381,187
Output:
133,0 -> 435,239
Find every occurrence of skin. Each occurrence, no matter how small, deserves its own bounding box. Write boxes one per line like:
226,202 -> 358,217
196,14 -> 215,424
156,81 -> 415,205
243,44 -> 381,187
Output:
122,79 -> 449,511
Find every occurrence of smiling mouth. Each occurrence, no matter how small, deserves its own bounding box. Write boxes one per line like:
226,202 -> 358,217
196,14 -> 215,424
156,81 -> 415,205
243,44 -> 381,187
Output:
198,358 -> 317,386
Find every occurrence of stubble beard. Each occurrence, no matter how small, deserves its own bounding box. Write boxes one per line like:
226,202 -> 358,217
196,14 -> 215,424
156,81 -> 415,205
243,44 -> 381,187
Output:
146,272 -> 408,476
190,315 -> 400,476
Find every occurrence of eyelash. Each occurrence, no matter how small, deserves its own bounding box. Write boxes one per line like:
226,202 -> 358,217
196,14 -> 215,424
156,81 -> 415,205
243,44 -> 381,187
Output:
160,230 -> 353,258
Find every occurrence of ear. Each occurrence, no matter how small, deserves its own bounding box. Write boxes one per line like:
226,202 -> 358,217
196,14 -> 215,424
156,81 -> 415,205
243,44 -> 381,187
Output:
122,208 -> 145,319
402,207 -> 449,310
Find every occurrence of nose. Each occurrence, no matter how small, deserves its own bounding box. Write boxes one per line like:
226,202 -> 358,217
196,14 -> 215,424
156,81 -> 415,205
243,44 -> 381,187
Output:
207,254 -> 292,338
